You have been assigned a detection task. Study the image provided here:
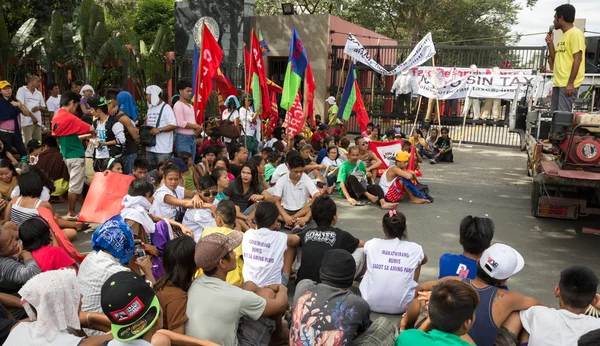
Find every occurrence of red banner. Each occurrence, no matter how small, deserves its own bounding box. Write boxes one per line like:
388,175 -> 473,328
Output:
78,171 -> 135,223
244,45 -> 251,91
250,31 -> 270,118
267,91 -> 279,137
193,23 -> 223,126
283,93 -> 305,137
214,67 -> 238,112
368,140 -> 404,176
267,79 -> 283,94
353,80 -> 370,133
305,61 -> 316,128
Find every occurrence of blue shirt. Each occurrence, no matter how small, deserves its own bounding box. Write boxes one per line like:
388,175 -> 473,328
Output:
438,253 -> 477,280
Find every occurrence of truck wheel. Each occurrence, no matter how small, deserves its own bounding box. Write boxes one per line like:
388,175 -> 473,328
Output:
531,181 -> 541,218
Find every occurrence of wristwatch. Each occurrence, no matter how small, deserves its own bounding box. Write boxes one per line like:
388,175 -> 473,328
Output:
158,128 -> 162,133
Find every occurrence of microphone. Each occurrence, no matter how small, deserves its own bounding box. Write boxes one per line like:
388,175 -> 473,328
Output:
548,25 -> 554,34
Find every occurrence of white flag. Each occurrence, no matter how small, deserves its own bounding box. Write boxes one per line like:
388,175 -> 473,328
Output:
389,33 -> 436,75
343,33 -> 391,76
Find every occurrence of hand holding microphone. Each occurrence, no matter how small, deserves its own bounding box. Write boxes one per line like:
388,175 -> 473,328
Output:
545,25 -> 554,46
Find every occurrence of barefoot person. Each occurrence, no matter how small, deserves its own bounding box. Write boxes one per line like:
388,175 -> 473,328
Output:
379,151 -> 430,204
337,146 -> 397,209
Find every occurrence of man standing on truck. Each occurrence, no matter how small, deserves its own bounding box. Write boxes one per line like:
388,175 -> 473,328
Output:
546,4 -> 586,114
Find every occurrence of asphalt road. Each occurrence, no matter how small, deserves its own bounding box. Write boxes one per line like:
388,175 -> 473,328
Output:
65,144 -> 600,316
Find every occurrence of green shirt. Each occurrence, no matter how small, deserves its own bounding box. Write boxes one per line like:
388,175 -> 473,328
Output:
395,329 -> 472,346
183,172 -> 196,191
328,104 -> 340,125
57,135 -> 85,159
265,163 -> 276,183
337,160 -> 366,196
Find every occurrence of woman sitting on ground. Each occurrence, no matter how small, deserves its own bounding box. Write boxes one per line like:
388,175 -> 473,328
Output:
366,126 -> 380,142
360,210 -> 427,314
0,224 -> 40,296
251,155 -> 271,190
106,158 -> 123,174
0,159 -> 17,219
19,217 -> 76,272
214,157 -> 235,181
321,145 -> 343,194
149,164 -> 202,221
430,126 -> 453,164
196,145 -> 218,177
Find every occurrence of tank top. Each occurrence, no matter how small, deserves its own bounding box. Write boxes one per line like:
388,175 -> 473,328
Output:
378,167 -> 395,195
117,113 -> 137,155
10,197 -> 42,228
465,278 -> 499,346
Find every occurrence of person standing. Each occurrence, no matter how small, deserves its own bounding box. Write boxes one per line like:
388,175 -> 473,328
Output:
45,83 -> 61,117
51,91 -> 95,220
116,91 -> 140,174
546,4 -> 586,114
174,79 -> 200,162
391,69 -> 412,116
326,96 -> 340,126
16,75 -> 45,142
88,95 -> 124,172
239,94 -> 260,157
0,81 -> 34,158
145,85 -> 177,168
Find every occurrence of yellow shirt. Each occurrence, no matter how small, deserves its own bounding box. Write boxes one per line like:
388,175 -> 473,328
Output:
194,226 -> 244,285
553,27 -> 586,88
409,137 -> 427,147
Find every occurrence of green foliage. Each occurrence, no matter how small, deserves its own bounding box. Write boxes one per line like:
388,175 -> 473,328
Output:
0,0 -> 80,36
133,0 -> 175,52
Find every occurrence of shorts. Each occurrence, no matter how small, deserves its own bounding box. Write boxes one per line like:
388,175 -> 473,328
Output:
65,158 -> 86,194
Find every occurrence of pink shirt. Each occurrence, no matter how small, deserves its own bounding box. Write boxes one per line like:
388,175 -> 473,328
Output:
173,101 -> 196,135
31,245 -> 76,272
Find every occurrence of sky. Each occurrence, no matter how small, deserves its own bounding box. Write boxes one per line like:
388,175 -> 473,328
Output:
514,0 -> 600,46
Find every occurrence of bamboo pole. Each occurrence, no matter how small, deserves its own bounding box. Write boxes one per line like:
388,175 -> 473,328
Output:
335,54 -> 347,103
459,103 -> 468,148
331,60 -> 354,126
411,95 -> 423,136
370,70 -> 375,113
431,55 -> 442,128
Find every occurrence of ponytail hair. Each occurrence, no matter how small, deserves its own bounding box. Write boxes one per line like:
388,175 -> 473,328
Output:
382,210 -> 407,239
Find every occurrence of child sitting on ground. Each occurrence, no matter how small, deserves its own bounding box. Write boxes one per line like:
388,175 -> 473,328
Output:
201,200 -> 244,284
129,157 -> 153,183
182,176 -> 217,242
360,210 -> 428,314
241,202 -> 299,287
149,164 -> 202,221
19,216 -> 76,272
106,158 -> 123,174
273,155 -> 320,230
520,266 -> 600,346
264,151 -> 280,185
439,216 -> 495,280
296,195 -> 364,283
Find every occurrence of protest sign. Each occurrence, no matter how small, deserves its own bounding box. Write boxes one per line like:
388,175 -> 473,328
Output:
78,171 -> 135,224
369,140 -> 404,176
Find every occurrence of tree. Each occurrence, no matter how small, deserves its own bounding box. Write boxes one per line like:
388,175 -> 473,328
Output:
254,0 -> 349,16
133,0 -> 174,52
0,0 -> 80,36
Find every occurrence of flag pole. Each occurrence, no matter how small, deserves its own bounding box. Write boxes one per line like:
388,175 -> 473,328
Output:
336,54 -> 347,103
245,29 -> 255,150
195,21 -> 206,127
459,103 -> 468,148
370,71 -> 375,113
332,60 -> 353,125
431,55 -> 442,128
411,95 -> 423,136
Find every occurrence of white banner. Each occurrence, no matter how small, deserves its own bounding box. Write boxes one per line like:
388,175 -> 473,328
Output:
343,34 -> 390,75
388,33 -> 436,75
417,74 -> 542,100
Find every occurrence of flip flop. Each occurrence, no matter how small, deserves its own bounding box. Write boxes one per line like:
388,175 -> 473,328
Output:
354,200 -> 369,206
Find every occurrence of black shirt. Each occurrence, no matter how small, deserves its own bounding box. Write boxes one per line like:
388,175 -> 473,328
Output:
297,226 -> 360,283
229,163 -> 242,178
224,181 -> 264,211
0,303 -> 17,345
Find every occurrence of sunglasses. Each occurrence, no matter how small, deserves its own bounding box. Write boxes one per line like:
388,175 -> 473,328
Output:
202,191 -> 218,198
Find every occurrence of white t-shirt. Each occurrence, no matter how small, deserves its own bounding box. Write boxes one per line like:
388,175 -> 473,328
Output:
95,118 -> 125,159
269,164 -> 289,185
221,109 -> 240,143
359,238 -> 424,314
182,207 -> 216,242
273,173 -> 318,211
520,306 -> 600,346
242,227 -> 288,287
11,186 -> 51,201
321,157 -> 343,167
264,138 -> 278,148
16,86 -> 45,127
46,95 -> 61,114
239,107 -> 260,140
150,184 -> 185,220
146,102 -> 177,153
3,322 -> 82,345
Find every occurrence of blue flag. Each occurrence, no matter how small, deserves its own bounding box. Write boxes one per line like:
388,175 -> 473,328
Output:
192,44 -> 199,94
280,27 -> 308,110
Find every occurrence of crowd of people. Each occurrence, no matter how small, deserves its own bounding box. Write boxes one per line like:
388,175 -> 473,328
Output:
0,56 -> 598,346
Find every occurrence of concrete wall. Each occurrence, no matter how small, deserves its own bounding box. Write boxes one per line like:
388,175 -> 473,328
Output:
252,14 -> 330,117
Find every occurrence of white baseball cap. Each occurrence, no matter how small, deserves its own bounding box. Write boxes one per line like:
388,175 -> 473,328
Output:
326,96 -> 336,105
479,244 -> 524,280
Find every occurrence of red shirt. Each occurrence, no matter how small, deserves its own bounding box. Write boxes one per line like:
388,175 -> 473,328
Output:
31,245 -> 76,272
311,130 -> 327,147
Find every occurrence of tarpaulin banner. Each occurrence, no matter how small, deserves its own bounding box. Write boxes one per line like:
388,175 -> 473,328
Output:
283,92 -> 305,136
78,172 -> 135,224
38,207 -> 86,264
343,34 -> 390,75
388,33 -> 436,75
369,140 -> 404,176
417,73 -> 542,100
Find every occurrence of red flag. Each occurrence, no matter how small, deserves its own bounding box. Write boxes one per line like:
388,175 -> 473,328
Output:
193,24 -> 223,126
249,31 -> 270,118
244,44 -> 251,92
305,61 -> 316,128
214,67 -> 238,112
267,91 -> 279,137
267,79 -> 283,94
283,92 -> 305,136
353,80 -> 370,133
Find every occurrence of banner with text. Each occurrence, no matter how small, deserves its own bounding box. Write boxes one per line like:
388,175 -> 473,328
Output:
343,34 -> 390,75
369,140 -> 404,177
283,93 -> 305,136
388,33 -> 436,75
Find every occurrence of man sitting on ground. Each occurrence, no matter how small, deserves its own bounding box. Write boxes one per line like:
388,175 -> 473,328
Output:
296,195 -> 364,283
378,151 -> 430,204
273,155 -> 320,230
355,137 -> 381,181
520,266 -> 600,346
290,249 -> 396,346
438,216 -> 495,280
395,280 -> 480,346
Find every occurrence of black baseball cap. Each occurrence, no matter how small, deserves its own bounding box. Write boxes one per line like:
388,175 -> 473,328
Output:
101,271 -> 161,342
87,95 -> 111,109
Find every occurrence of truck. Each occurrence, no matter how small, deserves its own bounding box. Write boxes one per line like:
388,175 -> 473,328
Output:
509,77 -> 600,222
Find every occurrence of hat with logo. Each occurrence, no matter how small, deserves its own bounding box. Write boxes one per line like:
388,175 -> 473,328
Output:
395,151 -> 409,162
0,81 -> 11,89
195,231 -> 243,271
479,243 -> 524,280
101,271 -> 161,342
87,95 -> 111,109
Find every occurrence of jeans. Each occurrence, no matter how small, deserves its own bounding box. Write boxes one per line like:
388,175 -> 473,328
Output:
175,133 -> 197,163
121,153 -> 137,175
146,152 -> 172,168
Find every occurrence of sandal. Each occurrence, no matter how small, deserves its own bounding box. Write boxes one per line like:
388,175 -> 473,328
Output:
354,200 -> 369,206
64,214 -> 79,221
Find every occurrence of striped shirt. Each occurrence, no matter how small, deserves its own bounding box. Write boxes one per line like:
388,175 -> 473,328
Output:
9,197 -> 42,229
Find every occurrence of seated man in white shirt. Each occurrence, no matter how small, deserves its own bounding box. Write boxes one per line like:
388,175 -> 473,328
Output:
520,266 -> 600,346
273,154 -> 320,230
